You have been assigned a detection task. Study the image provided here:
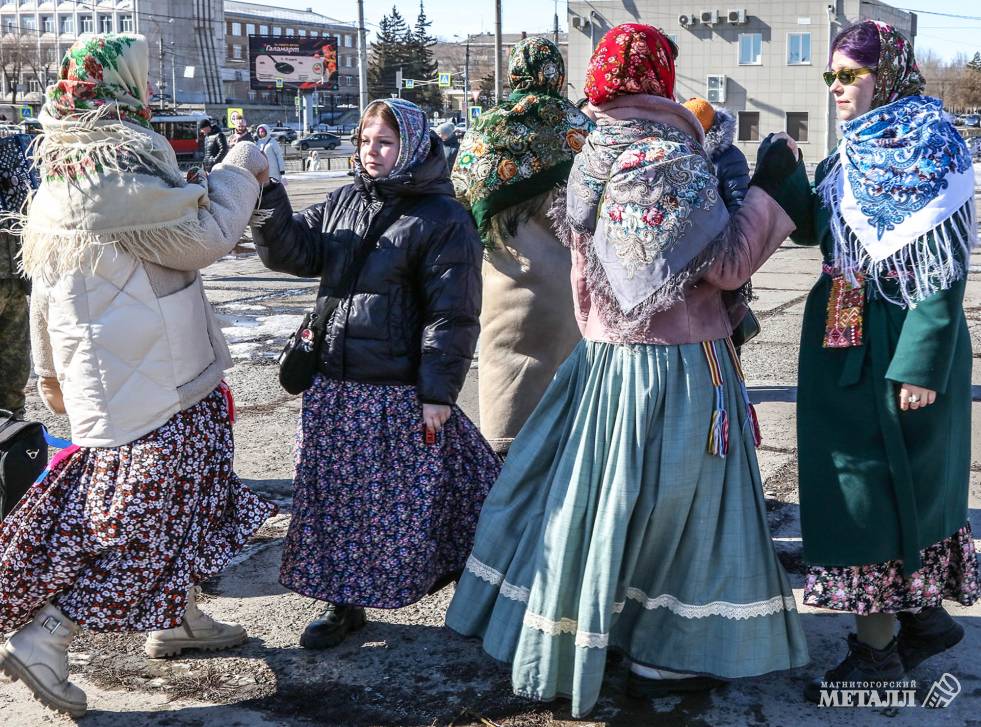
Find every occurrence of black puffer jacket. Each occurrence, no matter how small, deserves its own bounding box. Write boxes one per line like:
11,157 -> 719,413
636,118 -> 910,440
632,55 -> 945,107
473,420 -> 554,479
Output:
704,108 -> 750,213
253,136 -> 482,405
202,131 -> 228,171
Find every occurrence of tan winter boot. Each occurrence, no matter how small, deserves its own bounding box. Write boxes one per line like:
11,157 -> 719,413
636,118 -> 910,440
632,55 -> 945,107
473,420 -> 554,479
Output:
144,586 -> 247,658
0,603 -> 87,718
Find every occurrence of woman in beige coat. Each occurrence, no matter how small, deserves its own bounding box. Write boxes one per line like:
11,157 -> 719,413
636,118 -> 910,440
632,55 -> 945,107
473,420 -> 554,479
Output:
452,37 -> 593,455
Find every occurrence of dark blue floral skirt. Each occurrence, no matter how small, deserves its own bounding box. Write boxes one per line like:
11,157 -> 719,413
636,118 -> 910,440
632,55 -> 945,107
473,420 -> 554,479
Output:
280,375 -> 501,608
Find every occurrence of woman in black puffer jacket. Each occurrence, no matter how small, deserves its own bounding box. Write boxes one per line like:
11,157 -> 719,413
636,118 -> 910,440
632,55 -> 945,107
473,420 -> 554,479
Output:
252,99 -> 500,649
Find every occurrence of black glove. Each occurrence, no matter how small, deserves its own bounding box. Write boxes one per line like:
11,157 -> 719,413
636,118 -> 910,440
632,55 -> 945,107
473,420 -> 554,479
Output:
749,134 -> 801,198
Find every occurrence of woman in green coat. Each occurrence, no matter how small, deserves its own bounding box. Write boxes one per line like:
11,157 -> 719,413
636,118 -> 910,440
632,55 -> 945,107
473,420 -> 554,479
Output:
777,20 -> 979,700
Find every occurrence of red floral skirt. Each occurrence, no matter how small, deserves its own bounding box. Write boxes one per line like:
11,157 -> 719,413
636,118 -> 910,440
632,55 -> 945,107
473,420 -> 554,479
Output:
803,523 -> 980,614
0,389 -> 276,633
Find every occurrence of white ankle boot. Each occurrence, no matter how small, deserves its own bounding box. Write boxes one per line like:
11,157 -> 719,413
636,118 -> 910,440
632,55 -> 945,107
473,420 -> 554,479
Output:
0,603 -> 87,717
144,586 -> 247,658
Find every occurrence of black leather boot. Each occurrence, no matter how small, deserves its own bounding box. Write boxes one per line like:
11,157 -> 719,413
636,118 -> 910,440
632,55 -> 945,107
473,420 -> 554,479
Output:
299,603 -> 367,650
897,607 -> 964,672
804,634 -> 905,703
626,671 -> 726,698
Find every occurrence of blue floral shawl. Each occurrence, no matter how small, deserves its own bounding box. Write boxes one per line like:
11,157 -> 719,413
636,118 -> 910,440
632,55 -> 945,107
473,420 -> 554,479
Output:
819,96 -> 976,308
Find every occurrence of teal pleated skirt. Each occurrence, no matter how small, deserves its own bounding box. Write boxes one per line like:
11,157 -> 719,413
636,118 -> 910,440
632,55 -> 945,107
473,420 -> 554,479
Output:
446,339 -> 809,717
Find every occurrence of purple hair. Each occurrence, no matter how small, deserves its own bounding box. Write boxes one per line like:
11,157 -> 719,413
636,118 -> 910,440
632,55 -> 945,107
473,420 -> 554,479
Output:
830,22 -> 881,68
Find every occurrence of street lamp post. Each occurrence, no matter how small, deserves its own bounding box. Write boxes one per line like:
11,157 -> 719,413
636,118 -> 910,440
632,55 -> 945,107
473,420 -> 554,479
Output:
453,34 -> 470,125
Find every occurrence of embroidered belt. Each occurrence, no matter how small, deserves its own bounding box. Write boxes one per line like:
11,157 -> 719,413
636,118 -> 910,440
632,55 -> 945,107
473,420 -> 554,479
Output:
822,263 -> 864,349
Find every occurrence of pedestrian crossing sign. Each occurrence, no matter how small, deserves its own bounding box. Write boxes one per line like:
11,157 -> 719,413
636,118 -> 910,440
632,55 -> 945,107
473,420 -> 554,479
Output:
275,78 -> 284,90
469,106 -> 482,119
404,78 -> 415,89
438,72 -> 451,88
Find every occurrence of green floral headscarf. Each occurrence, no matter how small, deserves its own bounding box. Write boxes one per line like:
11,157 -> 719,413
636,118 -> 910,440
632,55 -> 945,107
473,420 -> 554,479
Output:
452,36 -> 594,247
46,34 -> 153,128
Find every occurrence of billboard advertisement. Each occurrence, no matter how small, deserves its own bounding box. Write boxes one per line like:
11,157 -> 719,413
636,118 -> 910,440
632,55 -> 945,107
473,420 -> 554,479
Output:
248,35 -> 338,91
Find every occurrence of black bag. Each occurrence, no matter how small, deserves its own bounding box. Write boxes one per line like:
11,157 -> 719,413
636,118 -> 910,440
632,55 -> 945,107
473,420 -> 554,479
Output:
278,198 -> 413,395
0,410 -> 47,519
730,308 -> 761,350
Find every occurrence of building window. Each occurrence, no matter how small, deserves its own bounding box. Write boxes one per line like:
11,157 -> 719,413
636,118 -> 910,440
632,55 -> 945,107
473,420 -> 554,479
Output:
231,22 -> 241,36
58,15 -> 73,34
29,80 -> 42,94
272,26 -> 281,36
738,111 -> 760,141
310,30 -> 318,37
738,33 -> 762,65
285,28 -> 294,36
21,16 -> 36,31
345,55 -> 353,68
120,15 -> 133,33
248,89 -> 256,101
786,112 -> 809,142
45,46 -> 59,62
259,24 -> 268,34
246,23 -> 255,35
232,44 -> 242,60
2,16 -> 14,34
80,15 -> 93,33
98,15 -> 112,33
41,15 -> 53,33
787,32 -> 811,65
344,34 -> 352,47
298,29 -> 306,37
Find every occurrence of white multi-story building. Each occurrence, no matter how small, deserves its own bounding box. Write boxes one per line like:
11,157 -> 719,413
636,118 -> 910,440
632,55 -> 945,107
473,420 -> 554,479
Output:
567,0 -> 915,155
0,0 -> 225,110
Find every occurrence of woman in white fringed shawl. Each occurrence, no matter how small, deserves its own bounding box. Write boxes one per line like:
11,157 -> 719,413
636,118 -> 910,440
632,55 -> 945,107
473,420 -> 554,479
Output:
0,34 -> 276,719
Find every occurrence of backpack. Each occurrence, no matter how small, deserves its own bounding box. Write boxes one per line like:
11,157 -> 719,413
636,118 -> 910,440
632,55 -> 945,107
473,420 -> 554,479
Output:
0,410 -> 47,519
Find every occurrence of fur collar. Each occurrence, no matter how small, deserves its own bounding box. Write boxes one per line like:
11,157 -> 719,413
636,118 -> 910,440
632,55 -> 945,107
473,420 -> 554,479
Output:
703,108 -> 736,160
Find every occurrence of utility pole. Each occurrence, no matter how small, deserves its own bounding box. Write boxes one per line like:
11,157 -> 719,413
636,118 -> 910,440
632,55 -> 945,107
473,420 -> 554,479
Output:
554,0 -> 559,46
357,0 -> 369,111
494,0 -> 503,103
158,37 -> 165,110
464,38 -> 470,124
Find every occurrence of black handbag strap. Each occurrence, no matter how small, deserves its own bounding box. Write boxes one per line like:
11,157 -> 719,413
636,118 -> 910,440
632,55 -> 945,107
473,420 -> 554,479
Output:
314,196 -> 416,325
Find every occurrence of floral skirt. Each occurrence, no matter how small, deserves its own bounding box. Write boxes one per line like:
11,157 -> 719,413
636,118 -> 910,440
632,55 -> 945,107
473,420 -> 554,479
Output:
803,522 -> 980,614
279,376 -> 500,609
0,388 -> 276,634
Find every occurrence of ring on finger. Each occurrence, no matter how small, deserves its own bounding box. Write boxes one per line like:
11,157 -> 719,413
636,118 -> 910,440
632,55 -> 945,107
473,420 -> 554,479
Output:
908,394 -> 920,404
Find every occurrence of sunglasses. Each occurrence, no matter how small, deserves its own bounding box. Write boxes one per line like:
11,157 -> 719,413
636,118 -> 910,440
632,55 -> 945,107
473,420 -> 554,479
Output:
823,67 -> 875,87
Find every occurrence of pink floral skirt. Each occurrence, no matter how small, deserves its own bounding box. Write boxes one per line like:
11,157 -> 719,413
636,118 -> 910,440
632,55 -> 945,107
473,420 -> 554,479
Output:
0,389 -> 276,633
803,523 -> 980,614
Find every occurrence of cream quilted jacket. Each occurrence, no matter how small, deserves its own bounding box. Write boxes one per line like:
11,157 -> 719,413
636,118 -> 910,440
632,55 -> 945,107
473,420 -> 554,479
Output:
30,147 -> 264,447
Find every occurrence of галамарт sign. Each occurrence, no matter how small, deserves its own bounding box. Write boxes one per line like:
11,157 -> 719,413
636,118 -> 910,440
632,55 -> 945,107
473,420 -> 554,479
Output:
249,35 -> 338,91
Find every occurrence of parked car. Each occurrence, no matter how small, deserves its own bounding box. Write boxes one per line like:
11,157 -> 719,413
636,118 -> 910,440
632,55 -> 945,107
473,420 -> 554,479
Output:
952,115 -> 965,126
19,119 -> 42,136
270,126 -> 297,143
963,114 -> 981,128
293,132 -> 341,151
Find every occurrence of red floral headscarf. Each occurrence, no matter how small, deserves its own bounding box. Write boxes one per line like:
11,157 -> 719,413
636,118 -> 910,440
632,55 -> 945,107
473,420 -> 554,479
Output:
584,24 -> 676,106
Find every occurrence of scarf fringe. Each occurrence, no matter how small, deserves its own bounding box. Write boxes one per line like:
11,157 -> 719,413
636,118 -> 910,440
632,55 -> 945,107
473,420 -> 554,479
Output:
820,165 -> 976,308
16,218 -> 209,283
36,107 -> 182,185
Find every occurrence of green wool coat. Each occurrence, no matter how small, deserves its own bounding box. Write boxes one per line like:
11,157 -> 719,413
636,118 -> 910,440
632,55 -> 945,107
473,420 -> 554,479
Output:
780,156 -> 972,571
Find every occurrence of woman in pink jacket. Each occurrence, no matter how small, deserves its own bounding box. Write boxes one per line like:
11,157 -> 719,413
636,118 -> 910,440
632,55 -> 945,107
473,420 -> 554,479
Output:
446,24 -> 809,717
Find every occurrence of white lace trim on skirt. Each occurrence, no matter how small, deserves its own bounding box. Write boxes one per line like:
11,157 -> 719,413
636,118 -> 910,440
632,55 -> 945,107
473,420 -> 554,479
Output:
466,555 -> 798,649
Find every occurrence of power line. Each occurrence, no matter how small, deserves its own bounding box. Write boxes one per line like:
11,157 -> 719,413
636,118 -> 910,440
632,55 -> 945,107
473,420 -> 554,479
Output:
898,7 -> 981,21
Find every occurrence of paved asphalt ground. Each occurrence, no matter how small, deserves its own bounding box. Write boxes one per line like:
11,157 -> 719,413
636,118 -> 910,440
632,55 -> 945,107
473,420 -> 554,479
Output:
2,170 -> 980,726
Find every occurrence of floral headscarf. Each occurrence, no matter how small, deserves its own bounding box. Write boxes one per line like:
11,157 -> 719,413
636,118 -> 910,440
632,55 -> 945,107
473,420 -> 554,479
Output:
584,24 -> 676,106
358,98 -> 431,178
46,34 -> 153,128
864,20 -> 926,109
453,36 -> 594,247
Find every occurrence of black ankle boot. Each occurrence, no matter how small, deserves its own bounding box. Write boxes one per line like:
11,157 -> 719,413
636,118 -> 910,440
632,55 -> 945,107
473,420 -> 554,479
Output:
804,634 -> 905,704
897,607 -> 964,672
299,603 -> 367,650
626,671 -> 726,698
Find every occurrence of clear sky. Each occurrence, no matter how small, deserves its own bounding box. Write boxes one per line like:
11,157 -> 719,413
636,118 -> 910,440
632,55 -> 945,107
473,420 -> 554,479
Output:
278,1 -> 979,62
